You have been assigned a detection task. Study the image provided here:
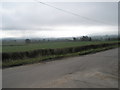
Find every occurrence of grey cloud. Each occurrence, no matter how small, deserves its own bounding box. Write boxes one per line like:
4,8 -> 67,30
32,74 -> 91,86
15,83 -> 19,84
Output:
2,2 -> 118,30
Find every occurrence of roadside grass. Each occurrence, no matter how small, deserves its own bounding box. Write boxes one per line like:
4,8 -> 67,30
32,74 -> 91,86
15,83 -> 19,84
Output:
2,44 -> 119,68
2,41 -> 119,61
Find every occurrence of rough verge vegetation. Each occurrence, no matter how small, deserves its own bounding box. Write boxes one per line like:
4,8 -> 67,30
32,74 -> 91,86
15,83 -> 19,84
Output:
2,41 -> 120,68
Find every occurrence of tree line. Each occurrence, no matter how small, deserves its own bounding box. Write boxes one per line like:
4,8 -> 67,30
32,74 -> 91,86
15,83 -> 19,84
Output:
22,36 -> 120,44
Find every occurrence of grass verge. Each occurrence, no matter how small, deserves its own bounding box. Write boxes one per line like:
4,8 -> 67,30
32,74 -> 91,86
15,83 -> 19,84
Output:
2,44 -> 119,68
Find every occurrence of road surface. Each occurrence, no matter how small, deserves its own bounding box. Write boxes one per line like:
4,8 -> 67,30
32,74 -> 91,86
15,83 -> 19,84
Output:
2,48 -> 118,88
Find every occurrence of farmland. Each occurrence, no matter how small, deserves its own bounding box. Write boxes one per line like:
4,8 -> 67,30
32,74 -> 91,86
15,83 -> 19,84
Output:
2,40 -> 119,53
2,40 -> 120,68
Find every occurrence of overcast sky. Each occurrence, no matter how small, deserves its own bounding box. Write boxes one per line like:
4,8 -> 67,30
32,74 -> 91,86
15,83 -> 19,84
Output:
0,1 -> 118,38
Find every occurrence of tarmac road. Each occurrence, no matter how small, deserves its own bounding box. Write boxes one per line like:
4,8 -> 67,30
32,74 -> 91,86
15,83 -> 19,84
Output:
2,48 -> 118,88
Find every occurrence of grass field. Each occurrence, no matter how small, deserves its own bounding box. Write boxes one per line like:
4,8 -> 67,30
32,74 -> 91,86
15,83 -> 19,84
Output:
2,40 -> 120,68
2,45 -> 119,68
2,40 -> 119,53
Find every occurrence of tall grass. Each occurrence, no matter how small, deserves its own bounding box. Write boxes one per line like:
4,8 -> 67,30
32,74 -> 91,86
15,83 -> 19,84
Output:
2,41 -> 120,68
2,44 -> 119,68
2,42 -> 119,61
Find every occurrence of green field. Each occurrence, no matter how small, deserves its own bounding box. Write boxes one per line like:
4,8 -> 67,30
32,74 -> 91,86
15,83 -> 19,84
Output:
2,40 -> 119,53
2,40 -> 120,68
2,44 -> 119,68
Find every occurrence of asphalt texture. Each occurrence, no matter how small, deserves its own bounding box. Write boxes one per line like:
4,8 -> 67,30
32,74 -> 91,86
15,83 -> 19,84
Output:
2,48 -> 118,88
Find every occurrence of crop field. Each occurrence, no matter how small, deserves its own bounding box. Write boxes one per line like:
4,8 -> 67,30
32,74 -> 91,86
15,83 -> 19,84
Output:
2,40 -> 119,53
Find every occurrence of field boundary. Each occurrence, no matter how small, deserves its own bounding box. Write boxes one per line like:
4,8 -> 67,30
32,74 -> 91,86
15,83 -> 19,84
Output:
2,42 -> 119,68
2,42 -> 119,61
